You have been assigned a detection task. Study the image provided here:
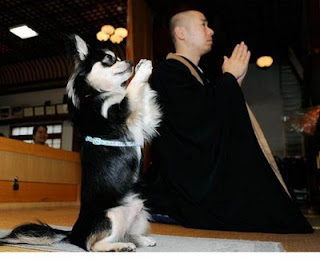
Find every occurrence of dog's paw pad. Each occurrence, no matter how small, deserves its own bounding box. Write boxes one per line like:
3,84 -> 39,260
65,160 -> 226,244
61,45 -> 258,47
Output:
134,59 -> 152,82
135,59 -> 147,71
123,243 -> 137,252
92,242 -> 137,252
113,243 -> 136,252
119,246 -> 136,252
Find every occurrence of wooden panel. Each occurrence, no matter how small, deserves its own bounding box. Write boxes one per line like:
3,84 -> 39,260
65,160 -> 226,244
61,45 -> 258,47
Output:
0,137 -> 81,184
0,137 -> 80,163
0,181 -> 79,203
0,135 -> 81,207
0,202 -> 80,210
0,150 -> 81,184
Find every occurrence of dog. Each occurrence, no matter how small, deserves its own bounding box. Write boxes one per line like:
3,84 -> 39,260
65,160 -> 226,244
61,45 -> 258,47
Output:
0,35 -> 161,252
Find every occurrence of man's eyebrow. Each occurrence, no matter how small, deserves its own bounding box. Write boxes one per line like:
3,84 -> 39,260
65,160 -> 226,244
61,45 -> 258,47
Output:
201,19 -> 209,24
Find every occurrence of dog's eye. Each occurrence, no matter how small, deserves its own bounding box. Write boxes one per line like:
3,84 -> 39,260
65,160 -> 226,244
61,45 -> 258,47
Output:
105,54 -> 113,61
102,54 -> 116,66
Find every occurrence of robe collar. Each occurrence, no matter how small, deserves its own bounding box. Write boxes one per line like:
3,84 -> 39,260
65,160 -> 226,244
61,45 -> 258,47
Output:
166,53 -> 205,86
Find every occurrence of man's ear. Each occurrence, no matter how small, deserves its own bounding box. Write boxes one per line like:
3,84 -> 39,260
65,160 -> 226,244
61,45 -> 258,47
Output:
74,34 -> 88,61
174,26 -> 185,41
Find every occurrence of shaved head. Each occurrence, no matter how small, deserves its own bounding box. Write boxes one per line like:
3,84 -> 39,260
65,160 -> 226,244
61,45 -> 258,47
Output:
170,11 -> 191,35
169,10 -> 195,44
167,9 -> 214,61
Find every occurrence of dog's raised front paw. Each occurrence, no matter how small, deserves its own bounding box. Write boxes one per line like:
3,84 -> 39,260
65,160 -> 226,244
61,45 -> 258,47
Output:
134,59 -> 152,82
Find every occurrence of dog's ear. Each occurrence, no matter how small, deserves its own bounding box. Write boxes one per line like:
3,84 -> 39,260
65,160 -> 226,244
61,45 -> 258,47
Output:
73,34 -> 89,61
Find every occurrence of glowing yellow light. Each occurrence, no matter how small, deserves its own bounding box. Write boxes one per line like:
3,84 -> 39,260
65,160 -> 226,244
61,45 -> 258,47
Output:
256,56 -> 273,68
110,34 -> 122,44
114,27 -> 128,38
96,31 -> 109,41
101,25 -> 115,35
97,25 -> 127,44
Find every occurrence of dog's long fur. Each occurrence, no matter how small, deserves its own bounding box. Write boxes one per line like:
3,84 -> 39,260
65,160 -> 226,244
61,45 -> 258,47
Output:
0,35 -> 161,252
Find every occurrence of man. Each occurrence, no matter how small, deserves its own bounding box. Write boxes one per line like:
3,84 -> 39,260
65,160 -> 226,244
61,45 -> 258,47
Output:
32,124 -> 49,146
142,9 -> 313,233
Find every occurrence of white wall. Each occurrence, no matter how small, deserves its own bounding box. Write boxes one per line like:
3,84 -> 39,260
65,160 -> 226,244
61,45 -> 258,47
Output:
0,88 -> 66,107
0,88 -> 74,151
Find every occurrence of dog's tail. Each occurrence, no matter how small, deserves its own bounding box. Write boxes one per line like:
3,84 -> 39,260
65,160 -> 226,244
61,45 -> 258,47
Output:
0,222 -> 71,246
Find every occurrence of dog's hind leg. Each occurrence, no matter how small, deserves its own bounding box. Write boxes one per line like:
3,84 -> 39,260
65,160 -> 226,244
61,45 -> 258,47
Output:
128,209 -> 156,247
89,205 -> 137,252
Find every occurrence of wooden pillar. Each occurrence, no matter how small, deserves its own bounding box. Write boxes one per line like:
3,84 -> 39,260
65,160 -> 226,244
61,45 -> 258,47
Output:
126,0 -> 153,65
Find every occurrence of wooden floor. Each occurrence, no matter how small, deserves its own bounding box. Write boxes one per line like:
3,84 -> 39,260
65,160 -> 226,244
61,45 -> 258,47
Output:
0,205 -> 320,252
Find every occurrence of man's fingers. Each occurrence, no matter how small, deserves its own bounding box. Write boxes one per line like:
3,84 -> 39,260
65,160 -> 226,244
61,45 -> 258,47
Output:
231,42 -> 248,60
234,42 -> 251,64
223,42 -> 250,78
236,42 -> 249,61
239,44 -> 248,60
231,44 -> 240,58
244,50 -> 251,64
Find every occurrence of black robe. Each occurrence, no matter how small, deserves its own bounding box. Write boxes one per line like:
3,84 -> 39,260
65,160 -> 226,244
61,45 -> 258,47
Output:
142,54 -> 313,233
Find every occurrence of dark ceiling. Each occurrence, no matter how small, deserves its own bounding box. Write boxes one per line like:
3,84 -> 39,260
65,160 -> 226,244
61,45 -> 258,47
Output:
0,0 -> 308,65
0,0 -> 127,67
0,0 -> 317,95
